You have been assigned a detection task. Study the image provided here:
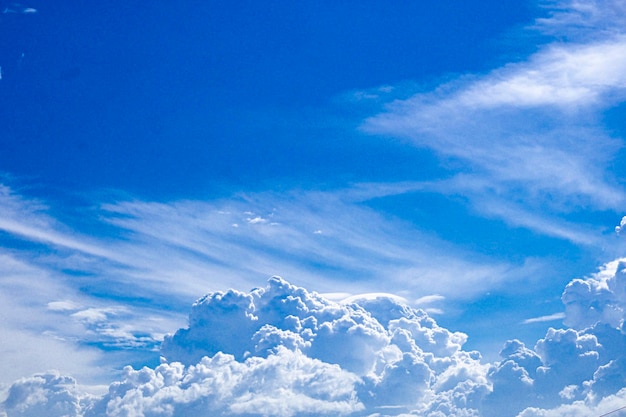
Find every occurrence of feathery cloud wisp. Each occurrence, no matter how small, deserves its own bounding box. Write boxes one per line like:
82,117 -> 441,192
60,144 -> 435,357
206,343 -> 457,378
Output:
361,1 -> 626,242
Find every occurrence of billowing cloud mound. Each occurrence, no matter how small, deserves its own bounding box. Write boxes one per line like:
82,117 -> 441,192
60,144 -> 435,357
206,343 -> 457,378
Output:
0,371 -> 93,417
160,276 -> 487,414
484,261 -> 626,416
0,277 -> 489,416
562,259 -> 626,329
84,349 -> 362,417
3,269 -> 626,417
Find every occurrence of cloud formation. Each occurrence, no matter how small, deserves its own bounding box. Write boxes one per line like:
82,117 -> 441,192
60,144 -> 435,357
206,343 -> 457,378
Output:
2,1 -> 626,415
85,349 -> 363,417
0,177 -> 555,390
0,179 -> 541,306
3,262 -> 626,417
360,0 -> 626,243
562,258 -> 626,329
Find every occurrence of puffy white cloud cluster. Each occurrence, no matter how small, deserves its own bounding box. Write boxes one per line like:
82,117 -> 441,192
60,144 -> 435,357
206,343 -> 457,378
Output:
484,260 -> 626,416
3,266 -> 626,417
84,348 -> 362,417
0,277 -> 489,416
562,259 -> 626,329
159,276 -> 487,415
0,371 -> 93,417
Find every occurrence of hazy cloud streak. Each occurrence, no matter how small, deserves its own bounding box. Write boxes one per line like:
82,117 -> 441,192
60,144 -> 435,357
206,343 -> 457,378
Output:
361,4 -> 626,239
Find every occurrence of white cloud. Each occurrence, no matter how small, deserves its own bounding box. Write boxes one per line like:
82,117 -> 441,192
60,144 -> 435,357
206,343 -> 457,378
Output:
0,185 -> 120,261
84,349 -> 363,417
415,294 -> 445,305
246,216 -> 268,224
522,312 -> 565,324
615,216 -> 626,234
0,179 -> 556,393
482,256 -> 626,416
0,252 -> 106,388
2,263 -> 626,416
360,1 -> 626,241
535,0 -> 626,40
517,388 -> 626,417
47,301 -> 83,312
1,277 -> 492,416
562,258 -> 626,329
456,40 -> 626,109
341,293 -> 409,305
414,295 -> 445,315
1,371 -> 92,417
94,187 -> 536,301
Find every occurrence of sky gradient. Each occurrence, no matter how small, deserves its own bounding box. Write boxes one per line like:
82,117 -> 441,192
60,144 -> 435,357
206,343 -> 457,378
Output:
2,0 -> 626,416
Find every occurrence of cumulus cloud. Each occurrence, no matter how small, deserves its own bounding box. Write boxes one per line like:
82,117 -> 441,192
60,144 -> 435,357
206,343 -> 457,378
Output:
1,277 -> 491,416
562,258 -> 626,329
1,371 -> 93,417
0,177 -> 554,392
489,259 -> 626,416
160,276 -> 473,384
3,265 -> 626,416
85,349 -> 363,417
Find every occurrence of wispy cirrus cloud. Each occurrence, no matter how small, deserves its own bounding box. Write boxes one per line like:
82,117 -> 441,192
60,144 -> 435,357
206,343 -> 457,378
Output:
360,1 -> 626,242
363,57 -> 625,205
0,252 -> 105,387
98,189 -> 539,300
536,0 -> 626,40
3,182 -> 541,303
0,184 -> 123,262
522,312 -> 565,324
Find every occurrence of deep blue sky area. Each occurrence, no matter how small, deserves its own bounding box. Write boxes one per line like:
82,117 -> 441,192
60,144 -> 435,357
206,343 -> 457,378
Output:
1,0 -> 536,199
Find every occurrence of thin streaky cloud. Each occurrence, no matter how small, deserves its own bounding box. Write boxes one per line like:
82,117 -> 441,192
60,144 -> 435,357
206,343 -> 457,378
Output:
522,312 -> 566,324
535,0 -> 626,40
360,18 -> 626,243
0,183 -> 551,304
97,188 -> 552,300
346,179 -> 605,246
0,186 -> 124,263
415,295 -> 446,305
469,194 -> 604,246
0,252 -> 106,386
456,39 -> 626,109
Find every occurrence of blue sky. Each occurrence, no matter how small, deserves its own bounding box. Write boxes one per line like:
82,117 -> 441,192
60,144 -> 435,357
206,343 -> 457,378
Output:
2,1 -> 626,416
